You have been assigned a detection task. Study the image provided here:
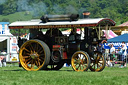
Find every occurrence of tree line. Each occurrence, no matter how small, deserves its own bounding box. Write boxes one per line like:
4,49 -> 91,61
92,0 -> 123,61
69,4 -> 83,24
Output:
0,0 -> 128,23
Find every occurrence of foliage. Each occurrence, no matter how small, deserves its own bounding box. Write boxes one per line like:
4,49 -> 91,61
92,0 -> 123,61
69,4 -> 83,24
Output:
0,0 -> 127,24
0,66 -> 128,85
0,0 -> 127,34
0,0 -> 127,21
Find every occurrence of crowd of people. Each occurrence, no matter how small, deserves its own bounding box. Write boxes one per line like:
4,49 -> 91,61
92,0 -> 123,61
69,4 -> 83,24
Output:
96,41 -> 127,68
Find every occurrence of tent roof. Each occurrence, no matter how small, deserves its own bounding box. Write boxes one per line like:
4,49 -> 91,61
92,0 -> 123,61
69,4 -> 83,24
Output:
107,33 -> 128,42
102,30 -> 117,39
119,21 -> 128,26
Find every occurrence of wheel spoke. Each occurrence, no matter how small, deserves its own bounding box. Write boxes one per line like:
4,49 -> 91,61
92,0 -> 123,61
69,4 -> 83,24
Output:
30,60 -> 33,68
23,47 -> 30,53
97,63 -> 99,68
99,61 -> 103,64
76,64 -> 80,70
26,61 -> 31,65
93,65 -> 95,69
79,64 -> 82,70
38,59 -> 41,66
39,54 -> 45,57
37,47 -> 42,53
35,60 -> 39,67
82,64 -> 87,68
39,56 -> 45,61
39,50 -> 44,54
29,43 -> 35,53
31,63 -> 35,69
74,63 -> 78,67
35,43 -> 39,51
23,56 -> 30,59
24,58 -> 31,63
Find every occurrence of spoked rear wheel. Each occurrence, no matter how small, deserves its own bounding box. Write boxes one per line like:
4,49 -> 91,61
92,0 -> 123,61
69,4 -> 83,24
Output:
89,51 -> 106,72
71,51 -> 90,72
19,39 -> 50,71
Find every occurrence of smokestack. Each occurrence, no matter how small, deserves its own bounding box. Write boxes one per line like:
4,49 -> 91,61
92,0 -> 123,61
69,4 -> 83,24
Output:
83,11 -> 90,18
40,14 -> 79,23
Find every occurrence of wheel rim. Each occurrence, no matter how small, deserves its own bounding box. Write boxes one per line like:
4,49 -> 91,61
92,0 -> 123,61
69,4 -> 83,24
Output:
19,40 -> 46,71
90,52 -> 105,72
71,51 -> 90,72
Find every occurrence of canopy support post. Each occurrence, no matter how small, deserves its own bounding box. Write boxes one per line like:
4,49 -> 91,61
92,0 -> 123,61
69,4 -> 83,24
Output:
98,25 -> 101,40
105,24 -> 109,39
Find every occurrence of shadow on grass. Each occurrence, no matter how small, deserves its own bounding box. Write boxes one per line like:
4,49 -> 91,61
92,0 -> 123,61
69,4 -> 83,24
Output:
2,67 -> 93,72
4,69 -> 25,71
3,69 -> 94,72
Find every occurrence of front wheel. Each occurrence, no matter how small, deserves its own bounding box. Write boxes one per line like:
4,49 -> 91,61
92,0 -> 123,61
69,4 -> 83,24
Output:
71,51 -> 90,72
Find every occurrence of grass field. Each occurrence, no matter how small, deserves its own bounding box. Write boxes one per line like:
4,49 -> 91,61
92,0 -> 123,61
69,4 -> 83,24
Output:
0,65 -> 128,85
0,12 -> 33,23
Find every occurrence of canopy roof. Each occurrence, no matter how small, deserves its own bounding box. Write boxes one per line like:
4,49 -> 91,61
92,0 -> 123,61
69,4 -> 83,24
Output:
107,33 -> 128,43
0,33 -> 13,42
119,21 -> 128,26
9,18 -> 115,29
111,21 -> 128,35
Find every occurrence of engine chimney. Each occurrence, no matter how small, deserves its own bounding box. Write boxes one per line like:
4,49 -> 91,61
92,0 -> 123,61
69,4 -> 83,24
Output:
40,14 -> 79,23
83,11 -> 90,18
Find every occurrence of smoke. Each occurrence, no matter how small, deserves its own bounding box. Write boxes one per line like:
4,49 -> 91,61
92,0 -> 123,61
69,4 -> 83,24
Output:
17,0 -> 30,11
0,0 -> 7,5
17,0 -> 87,18
65,5 -> 77,14
53,4 -> 64,14
78,8 -> 88,18
17,0 -> 47,17
30,2 -> 47,17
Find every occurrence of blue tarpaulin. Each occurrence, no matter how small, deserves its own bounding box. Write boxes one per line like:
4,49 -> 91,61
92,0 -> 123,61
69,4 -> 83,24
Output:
104,34 -> 128,49
103,43 -> 128,49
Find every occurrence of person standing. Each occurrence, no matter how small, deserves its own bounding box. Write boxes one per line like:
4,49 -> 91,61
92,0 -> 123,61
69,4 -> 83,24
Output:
0,55 -> 4,67
108,44 -> 116,67
97,43 -> 105,53
120,42 -> 127,67
0,50 -> 7,67
110,44 -> 116,61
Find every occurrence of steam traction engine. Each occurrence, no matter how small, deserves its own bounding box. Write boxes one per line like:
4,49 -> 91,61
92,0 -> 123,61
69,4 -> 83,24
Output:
9,14 -> 115,71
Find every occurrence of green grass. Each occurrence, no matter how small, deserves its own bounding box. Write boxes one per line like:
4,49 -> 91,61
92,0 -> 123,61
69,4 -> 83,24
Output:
0,65 -> 128,85
0,12 -> 33,23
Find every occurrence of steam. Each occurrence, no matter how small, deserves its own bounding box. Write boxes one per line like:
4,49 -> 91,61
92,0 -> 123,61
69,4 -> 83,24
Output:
17,0 -> 47,17
53,4 -> 64,14
17,0 -> 30,11
17,0 -> 87,18
0,0 -> 7,4
78,8 -> 88,18
65,5 -> 77,14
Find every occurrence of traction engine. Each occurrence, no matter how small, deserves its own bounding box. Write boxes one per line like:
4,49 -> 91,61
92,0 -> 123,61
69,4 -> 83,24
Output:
9,13 -> 116,72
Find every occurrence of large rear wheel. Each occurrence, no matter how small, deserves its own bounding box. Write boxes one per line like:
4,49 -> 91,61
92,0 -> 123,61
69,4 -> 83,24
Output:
71,51 -> 90,72
19,39 -> 50,71
89,51 -> 106,72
